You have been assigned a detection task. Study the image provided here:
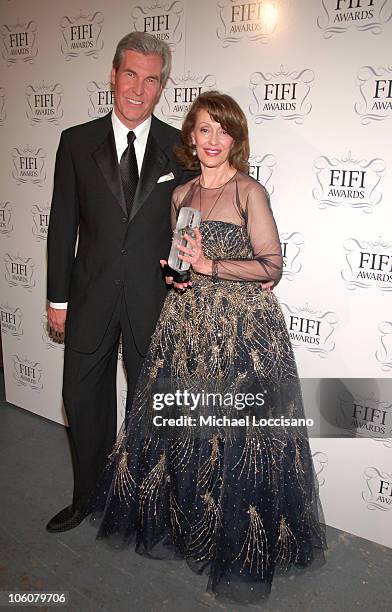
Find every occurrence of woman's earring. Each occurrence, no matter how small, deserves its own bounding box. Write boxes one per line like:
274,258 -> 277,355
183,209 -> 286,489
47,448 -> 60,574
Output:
191,143 -> 197,156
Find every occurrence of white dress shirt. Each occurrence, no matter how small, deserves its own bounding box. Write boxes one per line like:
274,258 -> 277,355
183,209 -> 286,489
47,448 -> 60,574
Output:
50,111 -> 152,309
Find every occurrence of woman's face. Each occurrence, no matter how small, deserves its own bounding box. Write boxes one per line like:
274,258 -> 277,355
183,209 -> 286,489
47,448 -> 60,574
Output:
191,108 -> 234,170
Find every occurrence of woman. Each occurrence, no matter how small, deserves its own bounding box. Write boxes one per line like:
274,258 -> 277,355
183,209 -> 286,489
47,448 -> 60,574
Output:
89,91 -> 327,603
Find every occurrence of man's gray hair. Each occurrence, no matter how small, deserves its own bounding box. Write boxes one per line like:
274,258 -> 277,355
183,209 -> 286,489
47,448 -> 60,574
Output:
113,31 -> 171,85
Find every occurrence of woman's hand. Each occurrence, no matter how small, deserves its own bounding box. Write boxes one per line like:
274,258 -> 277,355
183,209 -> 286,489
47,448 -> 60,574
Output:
177,228 -> 212,276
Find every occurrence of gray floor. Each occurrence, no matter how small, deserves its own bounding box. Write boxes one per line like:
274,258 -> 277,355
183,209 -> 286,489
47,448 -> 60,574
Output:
1,370 -> 391,612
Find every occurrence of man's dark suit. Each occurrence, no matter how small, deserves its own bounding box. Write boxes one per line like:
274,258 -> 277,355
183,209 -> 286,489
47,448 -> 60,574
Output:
47,111 -> 186,510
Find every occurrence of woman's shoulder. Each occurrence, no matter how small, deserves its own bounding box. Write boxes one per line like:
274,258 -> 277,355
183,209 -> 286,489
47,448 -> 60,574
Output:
173,175 -> 199,202
235,171 -> 270,202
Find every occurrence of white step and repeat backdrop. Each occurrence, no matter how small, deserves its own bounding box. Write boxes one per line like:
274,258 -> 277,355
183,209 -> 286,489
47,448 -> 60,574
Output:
0,0 -> 391,547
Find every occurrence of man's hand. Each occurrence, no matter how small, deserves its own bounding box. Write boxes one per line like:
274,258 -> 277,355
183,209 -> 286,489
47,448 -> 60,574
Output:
160,259 -> 192,291
260,280 -> 274,292
47,306 -> 67,334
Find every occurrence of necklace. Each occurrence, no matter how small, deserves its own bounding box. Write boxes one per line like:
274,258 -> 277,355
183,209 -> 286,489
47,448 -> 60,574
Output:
198,172 -> 235,220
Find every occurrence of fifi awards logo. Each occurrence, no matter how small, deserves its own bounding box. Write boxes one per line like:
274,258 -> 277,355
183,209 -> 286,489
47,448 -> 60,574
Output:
131,1 -> 185,50
0,201 -> 13,237
60,11 -> 104,60
280,232 -> 304,282
312,152 -> 385,213
375,321 -> 392,372
31,204 -> 50,241
312,451 -> 328,486
317,0 -> 392,38
0,87 -> 6,125
249,65 -> 315,124
12,355 -> 43,391
0,21 -> 38,65
248,153 -> 276,195
87,81 -> 114,118
281,302 -> 338,358
0,303 -> 23,338
335,389 -> 392,440
25,83 -> 64,125
341,237 -> 392,292
355,66 -> 392,125
216,0 -> 279,46
12,146 -> 46,186
160,71 -> 216,124
362,466 -> 392,512
4,254 -> 35,290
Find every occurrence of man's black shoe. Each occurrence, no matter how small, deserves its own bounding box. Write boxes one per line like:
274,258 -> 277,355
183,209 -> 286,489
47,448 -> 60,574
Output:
46,504 -> 86,533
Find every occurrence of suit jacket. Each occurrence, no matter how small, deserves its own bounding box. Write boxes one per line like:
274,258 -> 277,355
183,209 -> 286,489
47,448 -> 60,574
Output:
47,112 -> 187,355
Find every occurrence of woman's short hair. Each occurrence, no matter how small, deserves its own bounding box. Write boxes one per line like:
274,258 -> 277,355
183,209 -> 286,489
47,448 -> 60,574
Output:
175,91 -> 250,172
113,31 -> 171,85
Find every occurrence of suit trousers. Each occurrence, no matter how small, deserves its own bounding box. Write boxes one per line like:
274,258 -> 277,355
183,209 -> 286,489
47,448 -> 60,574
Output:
62,290 -> 145,511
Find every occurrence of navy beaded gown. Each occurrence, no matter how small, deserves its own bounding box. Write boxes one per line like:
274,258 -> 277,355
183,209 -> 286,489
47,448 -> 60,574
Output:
88,172 -> 327,603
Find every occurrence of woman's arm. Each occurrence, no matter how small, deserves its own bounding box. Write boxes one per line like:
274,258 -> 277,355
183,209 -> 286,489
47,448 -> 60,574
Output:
179,181 -> 283,285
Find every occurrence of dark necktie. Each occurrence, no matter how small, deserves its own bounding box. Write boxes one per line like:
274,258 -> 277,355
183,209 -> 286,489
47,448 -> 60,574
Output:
119,131 -> 139,217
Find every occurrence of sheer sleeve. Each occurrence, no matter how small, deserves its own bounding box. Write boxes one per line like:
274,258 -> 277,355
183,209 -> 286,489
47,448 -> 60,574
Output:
215,181 -> 283,284
170,181 -> 194,231
171,190 -> 179,231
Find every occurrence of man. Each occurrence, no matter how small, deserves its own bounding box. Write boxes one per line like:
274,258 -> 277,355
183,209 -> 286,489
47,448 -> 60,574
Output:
46,32 -> 187,532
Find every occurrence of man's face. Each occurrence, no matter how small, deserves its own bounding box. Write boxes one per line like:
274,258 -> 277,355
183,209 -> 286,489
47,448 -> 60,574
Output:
111,49 -> 164,129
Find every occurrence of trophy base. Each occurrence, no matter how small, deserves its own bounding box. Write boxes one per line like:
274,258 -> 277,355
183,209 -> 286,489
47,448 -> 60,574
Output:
162,264 -> 190,284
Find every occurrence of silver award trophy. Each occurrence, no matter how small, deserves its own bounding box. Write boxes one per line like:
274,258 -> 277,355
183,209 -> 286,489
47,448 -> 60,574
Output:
164,207 -> 201,283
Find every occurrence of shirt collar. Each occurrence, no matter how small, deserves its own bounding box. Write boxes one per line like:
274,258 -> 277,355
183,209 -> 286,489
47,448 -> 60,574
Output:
111,110 -> 151,148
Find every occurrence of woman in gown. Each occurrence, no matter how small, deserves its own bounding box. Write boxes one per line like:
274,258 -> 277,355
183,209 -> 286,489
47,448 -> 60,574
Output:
89,91 -> 327,603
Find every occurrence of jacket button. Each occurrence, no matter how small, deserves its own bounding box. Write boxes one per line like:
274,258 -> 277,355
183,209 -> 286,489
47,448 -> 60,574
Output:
121,217 -> 127,223
121,248 -> 127,255
114,279 -> 122,286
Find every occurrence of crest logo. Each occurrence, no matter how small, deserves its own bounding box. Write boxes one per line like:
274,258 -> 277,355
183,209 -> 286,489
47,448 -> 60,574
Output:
119,389 -> 127,420
13,355 -> 43,391
312,152 -> 385,213
31,204 -> 50,241
281,302 -> 338,358
160,72 -> 216,124
317,0 -> 392,38
375,321 -> 392,372
0,201 -> 13,236
362,467 -> 392,511
355,66 -> 392,125
26,83 -> 63,125
280,232 -> 304,281
342,237 -> 392,291
312,451 -> 328,486
132,1 -> 184,50
249,65 -> 315,124
216,0 -> 279,46
248,153 -> 276,195
0,87 -> 6,125
4,254 -> 35,290
60,12 -> 104,60
87,81 -> 113,118
0,304 -> 23,337
12,146 -> 46,186
1,21 -> 38,65
335,389 -> 392,440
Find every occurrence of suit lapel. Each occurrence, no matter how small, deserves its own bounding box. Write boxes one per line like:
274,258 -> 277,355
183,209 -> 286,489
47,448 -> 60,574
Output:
128,127 -> 170,223
92,120 -> 127,216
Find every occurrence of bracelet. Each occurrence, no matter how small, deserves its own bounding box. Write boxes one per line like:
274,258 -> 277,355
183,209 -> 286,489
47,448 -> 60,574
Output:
212,259 -> 219,283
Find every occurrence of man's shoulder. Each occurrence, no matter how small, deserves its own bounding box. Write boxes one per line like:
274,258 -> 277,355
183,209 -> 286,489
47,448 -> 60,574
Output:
151,115 -> 181,144
62,113 -> 111,141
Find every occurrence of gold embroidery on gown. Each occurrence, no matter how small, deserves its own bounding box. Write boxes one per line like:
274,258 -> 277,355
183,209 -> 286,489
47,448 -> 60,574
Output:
90,172 -> 327,602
